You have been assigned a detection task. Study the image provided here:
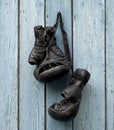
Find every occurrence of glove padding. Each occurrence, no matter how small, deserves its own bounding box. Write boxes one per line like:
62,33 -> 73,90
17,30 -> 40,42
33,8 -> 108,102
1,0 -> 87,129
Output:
48,98 -> 81,121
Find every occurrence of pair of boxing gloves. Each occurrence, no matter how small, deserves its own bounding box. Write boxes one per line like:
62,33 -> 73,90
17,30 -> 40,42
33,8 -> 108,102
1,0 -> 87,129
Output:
28,12 -> 91,121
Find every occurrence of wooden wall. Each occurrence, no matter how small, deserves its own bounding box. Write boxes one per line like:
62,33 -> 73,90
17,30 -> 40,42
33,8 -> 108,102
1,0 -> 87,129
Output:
0,0 -> 114,130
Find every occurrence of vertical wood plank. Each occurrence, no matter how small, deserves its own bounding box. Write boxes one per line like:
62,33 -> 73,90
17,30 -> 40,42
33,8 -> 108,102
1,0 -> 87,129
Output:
46,0 -> 72,130
0,0 -> 18,130
106,0 -> 114,129
19,0 -> 45,130
73,0 -> 105,130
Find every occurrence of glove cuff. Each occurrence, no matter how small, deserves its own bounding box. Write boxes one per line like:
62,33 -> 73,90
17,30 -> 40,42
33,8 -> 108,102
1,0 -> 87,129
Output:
74,68 -> 90,86
61,68 -> 90,101
61,80 -> 82,102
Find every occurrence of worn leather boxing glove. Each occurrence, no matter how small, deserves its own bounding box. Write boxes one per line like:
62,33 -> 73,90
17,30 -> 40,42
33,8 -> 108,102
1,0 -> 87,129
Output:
28,12 -> 72,82
33,12 -> 72,82
48,68 -> 90,121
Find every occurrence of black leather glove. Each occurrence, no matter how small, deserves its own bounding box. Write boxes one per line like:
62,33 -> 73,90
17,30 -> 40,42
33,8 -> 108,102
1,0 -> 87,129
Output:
48,68 -> 90,121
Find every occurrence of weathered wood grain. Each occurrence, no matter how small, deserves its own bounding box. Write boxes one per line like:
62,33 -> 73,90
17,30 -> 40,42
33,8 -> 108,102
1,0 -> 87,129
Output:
46,0 -> 72,130
73,0 -> 105,130
19,0 -> 45,130
0,0 -> 18,130
1,0 -> 114,130
106,0 -> 114,129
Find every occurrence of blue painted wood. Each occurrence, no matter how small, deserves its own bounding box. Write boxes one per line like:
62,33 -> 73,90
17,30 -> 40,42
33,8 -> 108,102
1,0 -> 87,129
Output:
0,0 -> 18,130
46,0 -> 72,130
73,0 -> 105,130
1,1 -> 114,130
106,0 -> 114,129
19,0 -> 45,130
